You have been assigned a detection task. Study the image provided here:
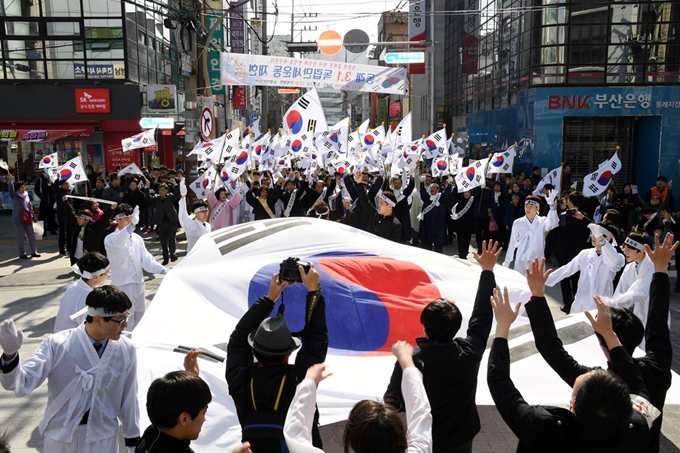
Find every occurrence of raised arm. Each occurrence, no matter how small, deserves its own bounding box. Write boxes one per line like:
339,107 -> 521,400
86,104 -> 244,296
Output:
294,264 -> 328,370
467,241 -> 501,351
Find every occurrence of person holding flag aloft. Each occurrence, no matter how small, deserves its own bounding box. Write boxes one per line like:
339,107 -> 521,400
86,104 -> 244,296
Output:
178,178 -> 212,254
503,190 -> 559,275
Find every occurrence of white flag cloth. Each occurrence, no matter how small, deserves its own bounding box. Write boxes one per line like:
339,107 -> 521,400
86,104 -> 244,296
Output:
118,162 -> 144,177
190,166 -> 217,199
393,112 -> 412,144
56,156 -> 89,185
361,126 -> 385,148
358,119 -> 370,135
0,159 -> 9,171
250,133 -> 270,165
487,145 -> 516,174
431,155 -> 452,178
455,158 -> 489,192
220,129 -> 242,162
282,88 -> 328,135
243,119 -> 261,140
188,134 -> 227,162
39,152 -> 59,169
582,153 -> 623,197
122,128 -> 156,152
285,132 -> 315,156
421,128 -> 448,159
533,166 -> 562,196
132,218 -> 639,453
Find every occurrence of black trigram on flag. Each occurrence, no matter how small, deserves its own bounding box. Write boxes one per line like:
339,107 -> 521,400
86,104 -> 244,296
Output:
323,141 -> 333,150
300,133 -> 309,141
611,161 -> 618,170
433,133 -> 442,141
204,146 -> 215,156
307,119 -> 317,131
589,184 -> 598,193
69,162 -> 77,169
347,134 -> 355,142
590,174 -> 598,181
298,97 -> 310,109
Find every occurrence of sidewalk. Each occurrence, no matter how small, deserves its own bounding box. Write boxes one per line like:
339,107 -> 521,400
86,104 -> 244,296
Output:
0,211 -> 678,453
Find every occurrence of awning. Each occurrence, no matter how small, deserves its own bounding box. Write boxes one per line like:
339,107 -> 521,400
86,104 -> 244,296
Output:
161,127 -> 185,136
0,128 -> 92,142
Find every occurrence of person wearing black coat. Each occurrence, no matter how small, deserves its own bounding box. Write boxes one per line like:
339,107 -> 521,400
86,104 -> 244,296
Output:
67,205 -> 116,265
489,259 -> 655,453
472,185 -> 494,254
355,173 -> 401,242
390,173 -> 415,243
272,178 -> 306,217
226,268 -> 328,452
452,190 -> 476,258
246,184 -> 278,220
151,183 -> 180,264
343,171 -> 383,231
55,179 -> 74,255
384,241 -> 499,453
34,172 -> 57,234
419,182 -> 452,253
503,194 -> 524,247
525,239 -> 673,453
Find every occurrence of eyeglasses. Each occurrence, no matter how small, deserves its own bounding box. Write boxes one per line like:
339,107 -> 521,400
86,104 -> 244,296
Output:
104,315 -> 130,325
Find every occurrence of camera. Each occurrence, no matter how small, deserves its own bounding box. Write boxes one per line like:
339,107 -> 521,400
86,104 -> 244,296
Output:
279,257 -> 311,283
566,208 -> 576,216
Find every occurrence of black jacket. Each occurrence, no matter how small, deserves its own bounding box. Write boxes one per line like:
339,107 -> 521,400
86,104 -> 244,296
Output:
384,270 -> 496,451
151,190 -> 180,225
343,174 -> 383,231
68,208 -> 114,261
488,336 -> 651,452
226,292 -> 328,451
392,178 -> 415,242
272,181 -> 306,217
55,186 -> 73,216
355,178 -> 401,242
135,425 -> 193,453
246,187 -> 278,220
524,273 -> 672,453
419,184 -> 453,245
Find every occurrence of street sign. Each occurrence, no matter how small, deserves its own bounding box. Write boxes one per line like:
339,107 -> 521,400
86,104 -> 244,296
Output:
248,111 -> 260,123
344,29 -> 370,53
140,117 -> 175,129
200,107 -> 213,141
317,30 -> 343,55
384,52 -> 425,64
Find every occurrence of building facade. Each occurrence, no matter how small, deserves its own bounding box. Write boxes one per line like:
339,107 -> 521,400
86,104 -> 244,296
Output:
444,0 -> 680,193
0,0 -> 184,178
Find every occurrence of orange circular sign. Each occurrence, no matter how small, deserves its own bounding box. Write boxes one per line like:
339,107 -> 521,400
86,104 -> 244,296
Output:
317,30 -> 343,55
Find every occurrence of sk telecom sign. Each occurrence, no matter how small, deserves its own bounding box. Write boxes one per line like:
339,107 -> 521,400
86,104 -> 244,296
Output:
75,88 -> 110,113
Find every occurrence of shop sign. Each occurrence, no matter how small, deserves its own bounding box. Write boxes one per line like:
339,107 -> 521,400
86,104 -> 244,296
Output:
75,88 -> 111,113
0,130 -> 18,141
73,63 -> 125,79
147,84 -> 177,113
21,130 -> 49,142
547,93 -> 652,110
656,101 -> 680,109
232,86 -> 247,110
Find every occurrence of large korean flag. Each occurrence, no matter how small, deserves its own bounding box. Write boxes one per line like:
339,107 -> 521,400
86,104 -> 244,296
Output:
136,218 -> 614,452
282,88 -> 328,135
582,152 -> 623,197
56,156 -> 89,184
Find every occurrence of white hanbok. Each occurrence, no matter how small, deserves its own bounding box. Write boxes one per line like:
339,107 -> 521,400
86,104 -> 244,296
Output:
607,255 -> 654,326
0,324 -> 139,452
503,210 -> 559,275
104,227 -> 167,330
178,200 -> 211,254
546,240 -> 625,313
54,279 -> 92,333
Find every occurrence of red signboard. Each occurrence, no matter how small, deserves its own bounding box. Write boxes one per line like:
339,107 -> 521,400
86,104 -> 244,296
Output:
75,88 -> 111,113
232,86 -> 247,110
389,101 -> 401,117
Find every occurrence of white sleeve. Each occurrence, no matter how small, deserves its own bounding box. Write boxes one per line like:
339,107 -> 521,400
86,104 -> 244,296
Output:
104,226 -> 129,250
0,338 -> 53,397
601,240 -> 625,272
544,208 -> 559,232
178,198 -> 191,231
119,344 -> 141,441
609,272 -> 652,310
139,239 -> 168,275
504,219 -> 520,265
403,367 -> 433,453
284,379 -> 325,453
545,253 -> 583,287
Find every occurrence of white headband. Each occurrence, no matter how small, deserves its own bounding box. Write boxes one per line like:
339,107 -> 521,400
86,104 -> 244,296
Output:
193,206 -> 209,213
69,305 -> 129,321
525,200 -> 540,208
71,263 -> 109,279
624,237 -> 645,251
380,194 -> 396,207
77,214 -> 92,221
114,212 -> 132,219
316,208 -> 330,217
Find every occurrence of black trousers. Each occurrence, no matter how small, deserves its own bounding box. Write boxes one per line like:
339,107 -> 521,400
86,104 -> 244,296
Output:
39,203 -> 57,233
156,221 -> 177,259
457,232 -> 472,258
421,242 -> 444,254
474,217 -> 489,252
57,214 -> 73,252
560,272 -> 580,313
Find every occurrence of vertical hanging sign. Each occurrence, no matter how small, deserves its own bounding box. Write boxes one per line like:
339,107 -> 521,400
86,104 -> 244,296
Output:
207,13 -> 226,94
408,0 -> 426,75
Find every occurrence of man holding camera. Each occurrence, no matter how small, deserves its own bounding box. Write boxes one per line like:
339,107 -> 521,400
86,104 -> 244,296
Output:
226,261 -> 328,452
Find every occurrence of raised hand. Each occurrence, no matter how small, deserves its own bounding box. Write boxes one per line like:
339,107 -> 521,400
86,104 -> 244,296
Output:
525,258 -> 553,297
0,319 -> 23,358
584,295 -> 621,351
183,349 -> 202,376
645,233 -> 679,273
266,272 -> 290,301
392,340 -> 415,370
490,286 -> 521,339
472,240 -> 502,271
305,363 -> 332,386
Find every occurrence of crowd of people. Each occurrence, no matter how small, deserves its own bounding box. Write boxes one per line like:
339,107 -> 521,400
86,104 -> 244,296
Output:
0,160 -> 677,453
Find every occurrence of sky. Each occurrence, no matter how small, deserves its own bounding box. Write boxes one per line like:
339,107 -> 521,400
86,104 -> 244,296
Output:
264,0 -> 407,44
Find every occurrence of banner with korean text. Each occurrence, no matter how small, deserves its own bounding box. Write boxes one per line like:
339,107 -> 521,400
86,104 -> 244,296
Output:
220,53 -> 407,94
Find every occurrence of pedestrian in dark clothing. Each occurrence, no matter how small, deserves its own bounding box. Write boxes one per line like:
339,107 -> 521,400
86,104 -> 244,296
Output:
67,205 -> 116,265
246,184 -> 278,220
390,174 -> 415,243
34,172 -> 57,234
226,266 -> 328,452
472,185 -> 493,253
92,176 -> 106,199
451,190 -> 476,258
151,183 -> 180,265
102,172 -> 124,211
529,165 -> 542,188
355,175 -> 402,242
123,179 -> 148,230
343,171 -> 383,231
6,174 -> 39,259
489,182 -> 507,246
489,259 -> 656,453
503,195 -> 524,248
272,177 -> 306,218
384,241 -> 501,453
419,182 -> 452,253
525,243 -> 673,453
55,179 -> 74,255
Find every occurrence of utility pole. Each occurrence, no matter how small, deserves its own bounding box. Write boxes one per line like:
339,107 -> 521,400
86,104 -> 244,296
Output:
290,0 -> 294,57
261,0 -> 269,131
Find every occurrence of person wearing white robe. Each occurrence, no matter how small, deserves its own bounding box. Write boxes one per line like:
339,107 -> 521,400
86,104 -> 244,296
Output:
54,252 -> 110,333
0,286 -> 140,453
178,181 -> 212,254
604,233 -> 657,350
503,193 -> 559,275
104,204 -> 168,330
546,223 -> 625,313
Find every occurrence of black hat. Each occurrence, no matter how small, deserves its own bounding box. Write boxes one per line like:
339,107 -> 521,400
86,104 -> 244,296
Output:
248,317 -> 300,355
